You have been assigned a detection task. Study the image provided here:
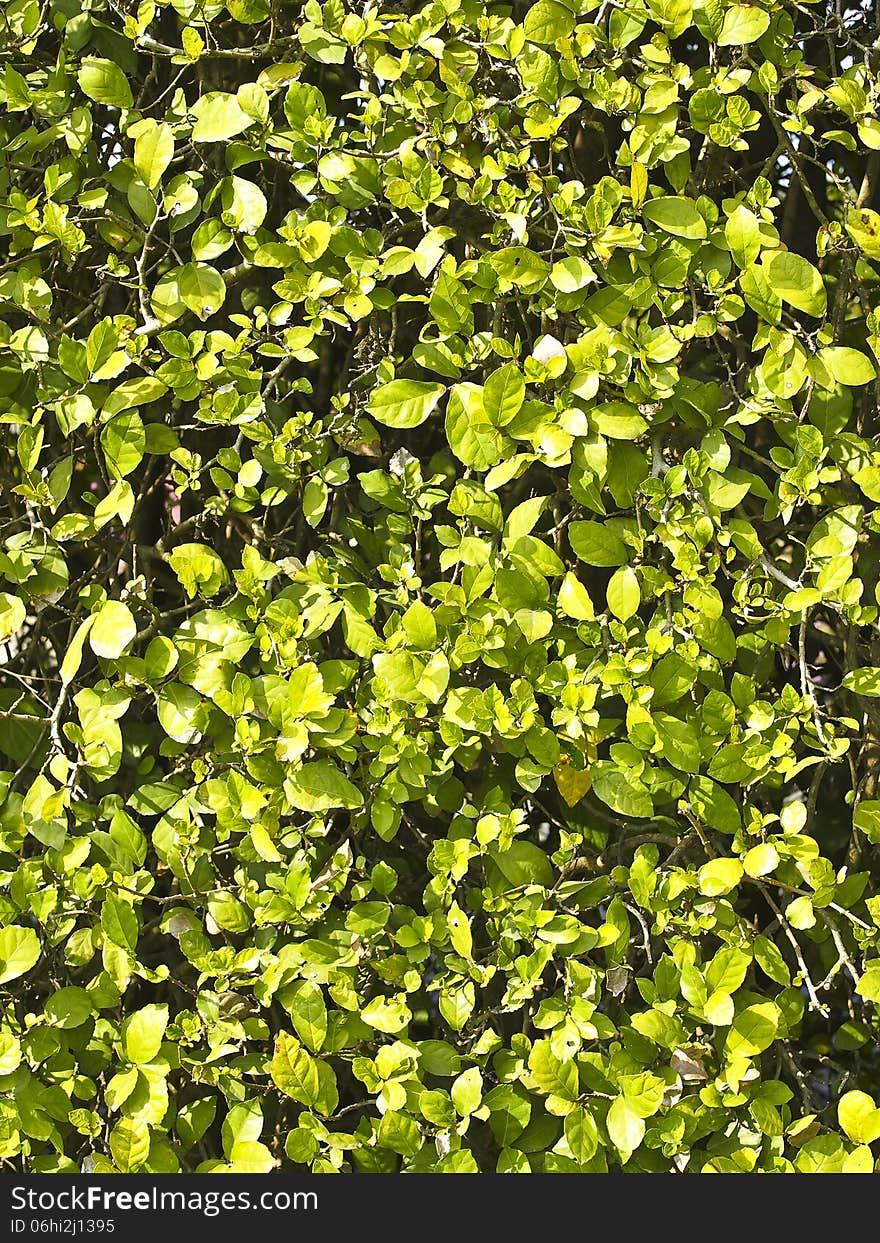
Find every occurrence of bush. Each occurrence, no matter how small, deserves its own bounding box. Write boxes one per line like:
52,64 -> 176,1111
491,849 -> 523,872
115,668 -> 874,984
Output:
1,0 -> 880,1175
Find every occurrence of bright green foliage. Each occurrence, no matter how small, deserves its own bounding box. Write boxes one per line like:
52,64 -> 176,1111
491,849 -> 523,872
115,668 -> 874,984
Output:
2,0 -> 880,1177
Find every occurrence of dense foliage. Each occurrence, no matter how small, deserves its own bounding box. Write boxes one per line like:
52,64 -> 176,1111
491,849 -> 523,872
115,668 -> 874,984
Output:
2,0 -> 880,1176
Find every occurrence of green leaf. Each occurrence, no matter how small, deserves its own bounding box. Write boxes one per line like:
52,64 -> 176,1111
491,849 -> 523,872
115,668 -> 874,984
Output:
122,1004 -> 168,1064
271,1031 -> 338,1116
303,477 -> 328,527
430,271 -> 474,334
192,219 -> 234,262
642,196 -> 707,239
591,764 -> 653,818
817,347 -> 876,386
485,1086 -> 530,1146
843,668 -> 880,696
227,1141 -> 275,1173
653,713 -> 701,774
152,264 -> 226,324
157,682 -> 203,744
446,384 -> 506,469
704,990 -> 734,1025
401,599 -> 438,648
725,1002 -> 779,1057
483,364 -> 525,426
717,3 -> 770,44
854,800 -> 880,843
178,263 -> 227,317
61,615 -> 95,687
846,208 -> 880,259
102,891 -> 139,953
853,466 -> 880,503
724,204 -> 762,268
191,92 -> 255,142
361,994 -> 412,1033
631,1008 -> 686,1048
592,401 -> 648,440
0,925 -> 41,984
527,1040 -> 578,1100
753,935 -> 791,985
89,599 -> 136,660
486,841 -> 554,889
168,543 -> 229,599
366,380 -> 446,429
762,250 -> 826,317
133,121 -> 175,190
101,411 -> 146,479
606,565 -> 640,621
0,592 -> 26,642
558,572 -> 595,620
550,256 -> 596,293
45,986 -> 93,1029
286,760 -> 364,811
698,857 -> 743,896
102,376 -> 168,419
109,1119 -> 150,1172
856,963 -> 880,1004
607,1096 -> 645,1163
569,521 -> 628,566
284,981 -> 327,1053
451,1067 -> 483,1116
377,1111 -> 421,1157
743,842 -> 780,877
786,895 -> 816,930
207,892 -> 251,932
220,176 -> 268,235
78,58 -> 133,108
564,1105 -> 599,1163
523,0 -> 575,45
838,1090 -> 880,1145
705,946 -> 750,995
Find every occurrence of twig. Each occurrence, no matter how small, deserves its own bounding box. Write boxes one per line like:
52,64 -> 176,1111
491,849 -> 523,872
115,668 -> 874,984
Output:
759,555 -> 800,592
754,880 -> 826,1015
136,32 -> 297,60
